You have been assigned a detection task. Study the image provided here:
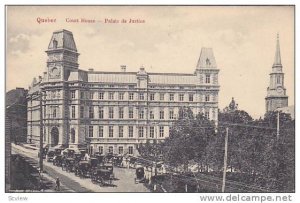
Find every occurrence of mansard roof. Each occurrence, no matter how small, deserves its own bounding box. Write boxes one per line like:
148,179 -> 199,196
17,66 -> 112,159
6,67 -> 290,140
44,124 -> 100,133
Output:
68,70 -> 198,85
47,29 -> 77,52
196,47 -> 217,69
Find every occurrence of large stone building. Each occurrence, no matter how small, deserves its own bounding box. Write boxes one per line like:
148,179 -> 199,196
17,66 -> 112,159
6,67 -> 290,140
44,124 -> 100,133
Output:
27,29 -> 220,155
265,34 -> 288,112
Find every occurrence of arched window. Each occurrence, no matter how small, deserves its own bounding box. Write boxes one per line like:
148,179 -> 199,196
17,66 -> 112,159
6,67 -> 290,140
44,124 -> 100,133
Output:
277,76 -> 281,84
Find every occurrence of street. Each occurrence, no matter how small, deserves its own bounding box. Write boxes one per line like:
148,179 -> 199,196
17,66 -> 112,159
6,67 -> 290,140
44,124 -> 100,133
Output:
12,144 -> 149,192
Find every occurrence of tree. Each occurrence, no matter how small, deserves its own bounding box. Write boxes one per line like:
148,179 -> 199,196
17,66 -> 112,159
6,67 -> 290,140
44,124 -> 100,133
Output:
163,107 -> 215,172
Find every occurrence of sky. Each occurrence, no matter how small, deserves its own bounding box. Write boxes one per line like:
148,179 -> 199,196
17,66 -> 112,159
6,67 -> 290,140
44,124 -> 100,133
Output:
6,6 -> 294,119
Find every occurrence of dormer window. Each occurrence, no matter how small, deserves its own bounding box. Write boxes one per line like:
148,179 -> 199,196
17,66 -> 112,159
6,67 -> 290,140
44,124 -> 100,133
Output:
53,39 -> 58,49
206,58 -> 211,66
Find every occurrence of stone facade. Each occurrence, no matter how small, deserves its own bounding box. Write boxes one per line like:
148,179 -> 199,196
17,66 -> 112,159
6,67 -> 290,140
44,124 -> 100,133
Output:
27,29 -> 220,156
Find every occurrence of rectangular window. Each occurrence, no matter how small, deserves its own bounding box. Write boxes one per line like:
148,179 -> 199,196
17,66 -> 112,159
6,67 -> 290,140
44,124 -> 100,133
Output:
99,146 -> 103,154
169,110 -> 174,119
71,106 -> 75,118
160,93 -> 164,101
205,111 -> 210,120
71,90 -> 76,99
205,74 -> 211,84
179,94 -> 184,101
109,107 -> 114,119
80,91 -> 85,99
159,126 -> 164,137
80,106 -> 84,118
150,111 -> 154,119
160,110 -> 164,119
129,93 -> 134,100
169,93 -> 174,101
109,92 -> 114,100
139,109 -> 144,119
89,146 -> 94,155
99,92 -> 104,100
189,94 -> 194,102
119,107 -> 124,119
108,146 -> 113,153
150,93 -> 155,101
89,126 -> 93,138
138,126 -> 144,137
99,107 -> 104,119
118,146 -> 124,154
119,126 -> 123,138
139,93 -> 144,100
98,146 -> 103,154
98,126 -> 103,137
89,92 -> 94,99
129,107 -> 134,119
128,126 -> 133,138
109,126 -> 114,137
89,106 -> 94,118
150,126 -> 154,138
52,106 -> 57,118
128,146 -> 133,155
119,92 -> 124,100
205,95 -> 210,102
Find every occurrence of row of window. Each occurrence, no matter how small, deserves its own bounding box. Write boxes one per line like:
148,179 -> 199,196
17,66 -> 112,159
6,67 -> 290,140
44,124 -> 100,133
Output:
73,106 -> 177,120
46,106 -> 211,120
89,145 -> 133,155
88,125 -> 165,138
71,106 -> 213,120
71,91 -> 213,102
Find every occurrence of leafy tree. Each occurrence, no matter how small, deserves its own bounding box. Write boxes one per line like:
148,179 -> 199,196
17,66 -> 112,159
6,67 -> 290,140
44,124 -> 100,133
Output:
163,107 -> 215,172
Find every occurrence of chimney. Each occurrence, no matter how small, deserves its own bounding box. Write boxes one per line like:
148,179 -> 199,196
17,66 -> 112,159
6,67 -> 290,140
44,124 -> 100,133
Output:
88,68 -> 94,72
121,65 -> 126,72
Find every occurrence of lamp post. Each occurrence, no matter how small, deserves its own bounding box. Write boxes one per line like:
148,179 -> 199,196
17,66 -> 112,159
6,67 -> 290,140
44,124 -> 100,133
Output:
222,127 -> 229,193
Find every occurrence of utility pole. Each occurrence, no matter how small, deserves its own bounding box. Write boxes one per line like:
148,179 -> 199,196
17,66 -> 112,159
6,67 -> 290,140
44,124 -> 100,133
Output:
277,111 -> 280,141
39,92 -> 44,172
222,127 -> 229,193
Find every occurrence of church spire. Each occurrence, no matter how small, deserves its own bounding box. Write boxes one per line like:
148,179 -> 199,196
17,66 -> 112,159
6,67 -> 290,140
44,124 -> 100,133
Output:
273,33 -> 281,66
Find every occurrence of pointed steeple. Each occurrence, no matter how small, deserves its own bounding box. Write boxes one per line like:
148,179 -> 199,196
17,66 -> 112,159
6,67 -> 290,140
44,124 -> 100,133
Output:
273,33 -> 281,66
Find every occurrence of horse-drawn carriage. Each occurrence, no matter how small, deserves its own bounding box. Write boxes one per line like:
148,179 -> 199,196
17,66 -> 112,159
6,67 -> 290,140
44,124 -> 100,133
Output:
62,157 -> 76,172
53,155 -> 63,166
74,161 -> 91,178
62,148 -> 76,158
91,168 -> 113,186
46,150 -> 55,162
135,166 -> 145,183
113,155 -> 123,167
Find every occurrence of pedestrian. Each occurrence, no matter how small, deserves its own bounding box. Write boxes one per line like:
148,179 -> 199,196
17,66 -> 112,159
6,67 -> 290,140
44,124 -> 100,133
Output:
55,177 -> 60,191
